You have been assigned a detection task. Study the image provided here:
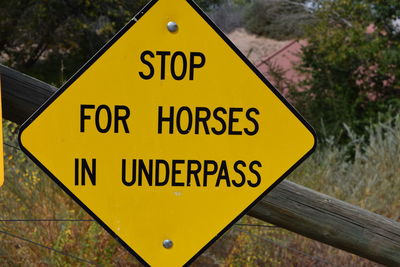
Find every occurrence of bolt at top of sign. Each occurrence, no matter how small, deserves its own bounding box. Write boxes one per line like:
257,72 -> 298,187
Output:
167,21 -> 178,32
19,0 -> 316,266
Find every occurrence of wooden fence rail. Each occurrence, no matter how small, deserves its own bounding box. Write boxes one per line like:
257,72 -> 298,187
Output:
1,64 -> 399,266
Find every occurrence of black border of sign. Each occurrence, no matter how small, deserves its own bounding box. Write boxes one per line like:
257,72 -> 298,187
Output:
18,0 -> 317,266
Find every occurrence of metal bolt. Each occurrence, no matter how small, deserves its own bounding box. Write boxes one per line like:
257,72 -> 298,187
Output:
163,239 -> 173,249
167,21 -> 178,33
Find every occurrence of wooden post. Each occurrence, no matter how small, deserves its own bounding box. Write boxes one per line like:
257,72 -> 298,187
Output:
1,63 -> 399,266
249,181 -> 400,266
0,64 -> 56,124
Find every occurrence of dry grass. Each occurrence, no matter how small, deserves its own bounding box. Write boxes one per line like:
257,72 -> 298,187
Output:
0,115 -> 398,266
292,115 -> 400,220
0,121 -> 140,266
210,115 -> 400,266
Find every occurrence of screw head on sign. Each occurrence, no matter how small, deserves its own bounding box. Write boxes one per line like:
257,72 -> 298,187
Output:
167,21 -> 178,33
163,239 -> 173,249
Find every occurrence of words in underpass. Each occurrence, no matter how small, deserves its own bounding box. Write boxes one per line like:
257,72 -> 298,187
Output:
75,50 -> 262,188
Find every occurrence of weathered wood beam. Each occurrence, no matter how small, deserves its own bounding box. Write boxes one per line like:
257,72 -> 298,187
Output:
0,64 -> 56,124
1,63 -> 399,266
249,181 -> 400,266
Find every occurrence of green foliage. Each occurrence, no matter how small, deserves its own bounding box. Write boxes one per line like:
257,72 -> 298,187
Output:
292,0 -> 400,141
0,0 -> 222,86
194,0 -> 223,11
0,0 -> 149,86
208,0 -> 249,33
244,0 -> 314,40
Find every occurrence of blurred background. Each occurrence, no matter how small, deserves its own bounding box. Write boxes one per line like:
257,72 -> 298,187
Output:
0,0 -> 399,266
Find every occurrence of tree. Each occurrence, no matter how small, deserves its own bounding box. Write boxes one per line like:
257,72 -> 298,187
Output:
290,0 -> 400,141
193,0 -> 223,11
0,0 -> 221,86
0,0 -> 151,85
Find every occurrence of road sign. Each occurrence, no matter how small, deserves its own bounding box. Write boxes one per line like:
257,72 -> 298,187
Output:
0,77 -> 4,186
19,0 -> 316,266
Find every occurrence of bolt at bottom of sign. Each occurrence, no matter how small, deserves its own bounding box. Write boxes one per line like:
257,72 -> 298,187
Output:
163,239 -> 173,249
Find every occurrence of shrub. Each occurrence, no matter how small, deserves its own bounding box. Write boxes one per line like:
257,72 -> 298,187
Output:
243,0 -> 314,40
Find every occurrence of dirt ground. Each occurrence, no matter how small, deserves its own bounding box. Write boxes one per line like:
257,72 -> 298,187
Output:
226,28 -> 290,64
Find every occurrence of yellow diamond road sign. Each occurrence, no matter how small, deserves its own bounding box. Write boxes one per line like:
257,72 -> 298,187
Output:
19,0 -> 316,266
